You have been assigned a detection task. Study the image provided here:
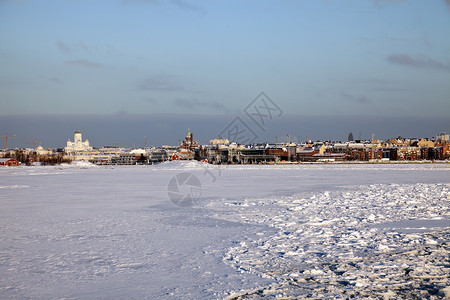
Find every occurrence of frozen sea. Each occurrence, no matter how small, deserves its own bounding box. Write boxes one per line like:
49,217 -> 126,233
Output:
0,162 -> 449,299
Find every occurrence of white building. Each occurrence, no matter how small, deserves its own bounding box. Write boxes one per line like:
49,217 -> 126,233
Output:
35,145 -> 52,156
65,129 -> 93,152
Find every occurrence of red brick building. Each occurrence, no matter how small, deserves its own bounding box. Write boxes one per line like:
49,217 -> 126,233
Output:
180,129 -> 199,151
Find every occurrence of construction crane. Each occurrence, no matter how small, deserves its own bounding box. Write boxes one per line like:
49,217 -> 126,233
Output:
25,140 -> 41,149
0,134 -> 16,150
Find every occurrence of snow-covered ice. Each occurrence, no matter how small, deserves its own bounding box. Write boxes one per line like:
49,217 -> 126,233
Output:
0,163 -> 449,299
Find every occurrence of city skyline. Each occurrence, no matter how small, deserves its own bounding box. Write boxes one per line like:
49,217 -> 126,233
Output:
1,0 -> 450,147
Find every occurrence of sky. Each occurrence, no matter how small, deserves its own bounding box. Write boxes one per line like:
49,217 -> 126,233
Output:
1,0 -> 449,148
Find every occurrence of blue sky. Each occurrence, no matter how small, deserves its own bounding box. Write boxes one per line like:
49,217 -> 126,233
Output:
1,0 -> 449,147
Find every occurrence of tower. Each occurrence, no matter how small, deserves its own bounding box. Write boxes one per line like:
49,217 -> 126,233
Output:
186,128 -> 193,145
74,129 -> 82,144
348,132 -> 354,142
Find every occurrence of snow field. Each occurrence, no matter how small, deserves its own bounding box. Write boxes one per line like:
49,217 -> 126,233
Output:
0,162 -> 449,299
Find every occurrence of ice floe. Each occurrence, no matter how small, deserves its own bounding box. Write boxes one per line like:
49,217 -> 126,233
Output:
209,183 -> 450,299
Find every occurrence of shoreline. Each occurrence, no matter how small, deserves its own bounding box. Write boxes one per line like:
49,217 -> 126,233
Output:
2,159 -> 450,168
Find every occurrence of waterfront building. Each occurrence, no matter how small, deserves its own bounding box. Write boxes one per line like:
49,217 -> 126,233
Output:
180,129 -> 199,151
65,129 -> 93,153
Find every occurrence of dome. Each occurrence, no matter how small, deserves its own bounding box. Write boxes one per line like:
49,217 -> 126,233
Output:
75,129 -> 81,134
